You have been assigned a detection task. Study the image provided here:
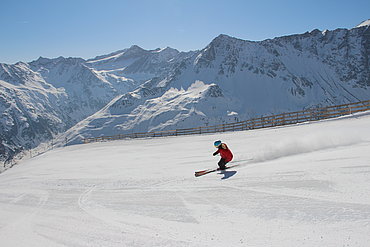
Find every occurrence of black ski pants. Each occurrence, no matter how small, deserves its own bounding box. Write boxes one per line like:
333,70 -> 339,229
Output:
218,158 -> 228,170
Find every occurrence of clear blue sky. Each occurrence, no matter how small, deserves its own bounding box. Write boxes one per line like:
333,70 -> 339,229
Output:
1,0 -> 369,64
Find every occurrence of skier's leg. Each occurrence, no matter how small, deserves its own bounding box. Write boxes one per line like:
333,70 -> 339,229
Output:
218,158 -> 227,170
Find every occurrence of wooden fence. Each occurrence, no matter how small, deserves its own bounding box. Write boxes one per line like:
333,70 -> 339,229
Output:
82,99 -> 370,144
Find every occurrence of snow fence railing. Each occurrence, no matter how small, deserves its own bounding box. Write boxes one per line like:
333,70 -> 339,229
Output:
82,99 -> 370,144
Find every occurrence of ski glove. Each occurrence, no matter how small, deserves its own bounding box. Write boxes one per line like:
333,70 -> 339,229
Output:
213,151 -> 219,156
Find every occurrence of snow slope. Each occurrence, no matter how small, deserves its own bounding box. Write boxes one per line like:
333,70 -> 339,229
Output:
1,112 -> 370,246
60,80 -> 236,144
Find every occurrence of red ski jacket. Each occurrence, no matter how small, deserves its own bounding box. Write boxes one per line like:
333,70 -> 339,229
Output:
215,143 -> 233,162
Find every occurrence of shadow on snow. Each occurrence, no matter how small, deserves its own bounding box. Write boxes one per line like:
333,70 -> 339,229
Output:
218,170 -> 237,179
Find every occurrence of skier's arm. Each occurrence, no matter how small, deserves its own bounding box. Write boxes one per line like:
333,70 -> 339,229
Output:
213,150 -> 219,156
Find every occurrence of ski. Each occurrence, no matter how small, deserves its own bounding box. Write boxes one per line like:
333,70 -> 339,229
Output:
195,164 -> 238,177
195,168 -> 217,177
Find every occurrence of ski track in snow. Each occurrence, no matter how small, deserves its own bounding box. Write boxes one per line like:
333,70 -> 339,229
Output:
1,112 -> 370,246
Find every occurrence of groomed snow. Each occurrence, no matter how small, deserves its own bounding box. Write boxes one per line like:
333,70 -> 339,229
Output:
1,112 -> 370,246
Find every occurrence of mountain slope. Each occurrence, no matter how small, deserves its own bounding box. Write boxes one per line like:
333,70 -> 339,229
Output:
86,45 -> 197,84
61,80 -> 236,144
62,24 -> 370,144
29,57 -> 122,120
0,62 -> 68,161
1,47 -> 188,163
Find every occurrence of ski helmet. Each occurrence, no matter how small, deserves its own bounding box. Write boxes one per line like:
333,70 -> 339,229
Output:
214,140 -> 222,148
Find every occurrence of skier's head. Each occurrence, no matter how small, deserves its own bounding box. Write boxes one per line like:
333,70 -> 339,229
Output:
214,140 -> 222,148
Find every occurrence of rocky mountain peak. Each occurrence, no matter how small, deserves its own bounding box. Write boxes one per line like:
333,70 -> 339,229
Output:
124,45 -> 147,56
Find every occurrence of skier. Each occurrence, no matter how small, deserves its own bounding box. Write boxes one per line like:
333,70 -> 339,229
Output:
213,140 -> 233,170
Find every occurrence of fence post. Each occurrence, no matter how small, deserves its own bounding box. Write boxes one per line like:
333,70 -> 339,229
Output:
310,110 -> 313,121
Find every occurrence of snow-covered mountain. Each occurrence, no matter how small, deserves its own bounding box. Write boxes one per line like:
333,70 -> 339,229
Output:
0,62 -> 68,160
86,45 -> 195,83
61,22 -> 370,144
1,21 -> 370,160
1,48 -> 190,162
